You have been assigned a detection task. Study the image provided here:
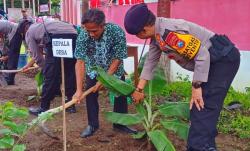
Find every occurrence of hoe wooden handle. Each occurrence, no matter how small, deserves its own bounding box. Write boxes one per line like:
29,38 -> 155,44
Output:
57,86 -> 95,111
0,66 -> 39,73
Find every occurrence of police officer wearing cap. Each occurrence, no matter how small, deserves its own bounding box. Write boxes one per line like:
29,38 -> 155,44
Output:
124,3 -> 240,151
0,20 -> 32,85
23,20 -> 77,115
0,20 -> 19,75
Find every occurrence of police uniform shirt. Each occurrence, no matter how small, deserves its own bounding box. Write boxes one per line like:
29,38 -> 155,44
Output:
25,20 -> 77,68
0,20 -> 18,43
140,17 -> 215,82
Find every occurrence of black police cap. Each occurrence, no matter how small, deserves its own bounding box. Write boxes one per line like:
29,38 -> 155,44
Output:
124,3 -> 150,35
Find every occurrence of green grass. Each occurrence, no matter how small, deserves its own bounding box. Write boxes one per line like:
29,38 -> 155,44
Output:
218,110 -> 250,138
160,79 -> 250,139
224,87 -> 250,109
161,81 -> 191,102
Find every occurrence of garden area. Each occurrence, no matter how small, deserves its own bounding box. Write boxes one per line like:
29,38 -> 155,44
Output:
0,64 -> 250,151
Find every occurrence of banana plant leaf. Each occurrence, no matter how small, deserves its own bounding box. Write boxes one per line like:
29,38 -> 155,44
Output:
132,131 -> 146,139
159,102 -> 190,120
34,71 -> 43,87
34,71 -> 43,96
144,66 -> 167,96
147,130 -> 175,151
135,103 -> 147,116
93,67 -> 135,96
161,119 -> 189,140
105,111 -> 143,125
137,53 -> 167,96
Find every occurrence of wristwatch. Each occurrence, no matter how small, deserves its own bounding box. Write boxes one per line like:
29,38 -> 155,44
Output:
192,81 -> 202,89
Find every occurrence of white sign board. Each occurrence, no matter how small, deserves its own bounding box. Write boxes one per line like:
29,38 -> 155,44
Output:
40,4 -> 49,12
52,39 -> 73,58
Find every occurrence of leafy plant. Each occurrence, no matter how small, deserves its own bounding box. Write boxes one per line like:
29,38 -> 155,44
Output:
95,67 -> 190,151
0,83 -> 95,150
35,70 -> 43,96
136,52 -> 168,96
143,66 -> 167,96
0,102 -> 29,151
28,71 -> 44,101
94,67 -> 135,96
231,114 -> 250,138
218,110 -> 250,139
161,81 -> 191,103
0,99 -> 77,150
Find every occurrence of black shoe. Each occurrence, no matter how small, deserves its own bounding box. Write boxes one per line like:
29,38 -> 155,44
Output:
187,146 -> 217,151
29,107 -> 47,116
80,125 -> 99,138
6,80 -> 14,85
4,77 -> 14,85
113,124 -> 137,134
206,147 -> 217,151
66,106 -> 76,113
187,147 -> 199,151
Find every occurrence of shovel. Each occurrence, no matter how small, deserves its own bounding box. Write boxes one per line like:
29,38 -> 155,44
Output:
39,86 -> 95,140
0,67 -> 39,87
0,66 -> 39,73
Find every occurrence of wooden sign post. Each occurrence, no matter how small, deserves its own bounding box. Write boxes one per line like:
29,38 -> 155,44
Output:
52,38 -> 73,151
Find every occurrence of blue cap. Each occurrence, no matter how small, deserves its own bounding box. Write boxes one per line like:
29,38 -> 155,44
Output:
124,3 -> 150,35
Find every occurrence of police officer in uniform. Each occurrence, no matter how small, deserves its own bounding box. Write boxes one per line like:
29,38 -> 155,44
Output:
24,20 -> 77,115
124,3 -> 240,151
0,20 -> 26,85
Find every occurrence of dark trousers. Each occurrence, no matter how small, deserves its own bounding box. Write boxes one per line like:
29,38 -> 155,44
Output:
187,47 -> 240,150
85,75 -> 128,128
40,33 -> 77,110
40,57 -> 76,110
5,33 -> 22,83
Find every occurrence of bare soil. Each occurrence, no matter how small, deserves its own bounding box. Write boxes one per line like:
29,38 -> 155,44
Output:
0,74 -> 249,151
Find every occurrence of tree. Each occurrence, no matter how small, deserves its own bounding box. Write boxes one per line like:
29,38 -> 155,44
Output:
82,0 -> 89,15
11,0 -> 14,8
51,0 -> 60,6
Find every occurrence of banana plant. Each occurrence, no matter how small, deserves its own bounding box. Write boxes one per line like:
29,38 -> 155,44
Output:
28,71 -> 44,101
0,87 -> 94,151
95,67 -> 190,151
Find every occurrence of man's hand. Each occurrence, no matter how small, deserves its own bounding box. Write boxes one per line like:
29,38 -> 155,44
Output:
73,90 -> 83,104
21,65 -> 30,73
190,87 -> 204,111
131,90 -> 145,104
92,82 -> 103,93
0,56 -> 8,61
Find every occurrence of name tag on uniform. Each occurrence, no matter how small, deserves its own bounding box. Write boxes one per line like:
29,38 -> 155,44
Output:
52,38 -> 73,58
